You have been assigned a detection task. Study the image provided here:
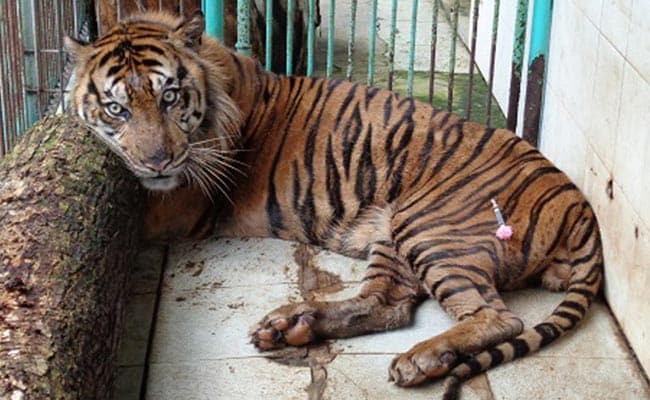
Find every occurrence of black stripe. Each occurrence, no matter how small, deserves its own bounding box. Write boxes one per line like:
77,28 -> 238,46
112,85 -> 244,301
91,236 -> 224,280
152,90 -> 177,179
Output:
430,274 -> 470,296
265,78 -> 308,235
558,300 -> 587,315
488,347 -> 505,367
326,135 -> 345,223
177,63 -> 188,81
387,151 -> 408,203
383,94 -> 393,127
291,160 -> 302,210
567,287 -> 597,300
130,44 -> 165,55
554,310 -> 581,326
300,79 -> 341,244
140,58 -> 163,68
354,126 -> 377,209
510,338 -> 530,358
522,183 -> 577,265
570,214 -> 596,251
534,322 -> 561,346
465,358 -> 482,374
437,285 -> 477,303
333,83 -> 358,131
342,104 -> 363,179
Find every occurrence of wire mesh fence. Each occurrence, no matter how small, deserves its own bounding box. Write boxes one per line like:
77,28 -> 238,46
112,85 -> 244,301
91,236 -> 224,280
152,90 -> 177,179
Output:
0,0 -> 93,155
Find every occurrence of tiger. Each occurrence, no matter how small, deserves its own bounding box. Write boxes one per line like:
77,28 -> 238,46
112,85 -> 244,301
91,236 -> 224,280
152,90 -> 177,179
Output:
64,10 -> 603,399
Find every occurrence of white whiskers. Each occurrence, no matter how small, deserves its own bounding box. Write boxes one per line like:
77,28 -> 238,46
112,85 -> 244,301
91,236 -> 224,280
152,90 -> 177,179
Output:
184,143 -> 249,205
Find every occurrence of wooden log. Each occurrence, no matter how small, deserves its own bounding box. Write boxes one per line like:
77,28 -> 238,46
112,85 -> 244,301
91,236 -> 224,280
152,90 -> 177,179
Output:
0,114 -> 144,400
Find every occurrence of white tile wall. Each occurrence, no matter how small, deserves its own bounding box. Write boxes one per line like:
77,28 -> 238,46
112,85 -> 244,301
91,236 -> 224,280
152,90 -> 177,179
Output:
626,0 -> 650,83
541,0 -> 650,375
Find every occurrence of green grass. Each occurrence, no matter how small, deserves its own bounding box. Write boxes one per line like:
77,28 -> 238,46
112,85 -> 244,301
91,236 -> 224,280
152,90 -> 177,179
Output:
312,35 -> 507,129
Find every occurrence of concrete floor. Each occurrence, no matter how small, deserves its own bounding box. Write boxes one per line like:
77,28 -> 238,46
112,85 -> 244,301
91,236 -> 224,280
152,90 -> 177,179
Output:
114,239 -> 650,400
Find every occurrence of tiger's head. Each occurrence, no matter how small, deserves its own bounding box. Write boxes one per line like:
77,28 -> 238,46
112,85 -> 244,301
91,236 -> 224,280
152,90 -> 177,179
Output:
65,11 -> 241,194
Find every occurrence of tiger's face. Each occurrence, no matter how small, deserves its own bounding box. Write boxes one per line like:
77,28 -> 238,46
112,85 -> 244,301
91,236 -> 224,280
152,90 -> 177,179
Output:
66,12 -> 231,192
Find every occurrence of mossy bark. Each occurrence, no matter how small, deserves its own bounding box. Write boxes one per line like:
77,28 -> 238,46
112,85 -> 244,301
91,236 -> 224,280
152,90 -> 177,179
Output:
0,114 -> 144,400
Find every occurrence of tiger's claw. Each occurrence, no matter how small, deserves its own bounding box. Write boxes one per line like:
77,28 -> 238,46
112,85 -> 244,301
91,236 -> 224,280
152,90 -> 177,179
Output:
252,309 -> 318,350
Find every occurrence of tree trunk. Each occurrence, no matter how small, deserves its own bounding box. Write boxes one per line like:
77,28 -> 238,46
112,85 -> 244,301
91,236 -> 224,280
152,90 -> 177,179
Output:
0,114 -> 144,400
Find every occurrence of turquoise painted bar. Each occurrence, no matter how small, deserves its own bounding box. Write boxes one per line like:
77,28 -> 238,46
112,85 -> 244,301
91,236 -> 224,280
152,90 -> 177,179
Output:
265,0 -> 273,70
529,0 -> 551,61
307,0 -> 315,76
203,0 -> 224,40
326,0 -> 335,77
286,0 -> 294,75
235,0 -> 252,56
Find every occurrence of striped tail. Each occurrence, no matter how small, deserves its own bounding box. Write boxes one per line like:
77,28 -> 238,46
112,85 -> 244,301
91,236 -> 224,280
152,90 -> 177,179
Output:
442,218 -> 604,400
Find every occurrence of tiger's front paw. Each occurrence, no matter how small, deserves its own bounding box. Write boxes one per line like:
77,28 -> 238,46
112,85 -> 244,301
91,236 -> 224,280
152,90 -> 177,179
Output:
388,339 -> 458,386
251,303 -> 319,350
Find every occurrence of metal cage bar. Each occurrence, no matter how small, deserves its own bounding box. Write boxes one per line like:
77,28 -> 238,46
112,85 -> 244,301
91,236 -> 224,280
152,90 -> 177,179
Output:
326,0 -> 335,78
486,0 -> 500,126
204,0 -> 225,40
306,0 -> 315,76
235,0 -> 251,56
427,0 -> 439,104
465,0 -> 480,120
366,0 -> 378,86
345,0 -> 357,81
446,0 -> 460,112
265,0 -> 273,70
387,0 -> 398,90
406,0 -> 419,97
507,0 -> 529,131
285,0 -> 294,75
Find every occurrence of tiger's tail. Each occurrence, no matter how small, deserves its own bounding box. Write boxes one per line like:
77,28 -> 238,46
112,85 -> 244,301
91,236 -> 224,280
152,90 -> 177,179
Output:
442,210 -> 604,400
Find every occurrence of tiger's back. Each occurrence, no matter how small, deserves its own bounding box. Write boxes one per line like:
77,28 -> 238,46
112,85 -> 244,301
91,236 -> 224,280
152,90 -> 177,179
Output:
67,11 -> 603,399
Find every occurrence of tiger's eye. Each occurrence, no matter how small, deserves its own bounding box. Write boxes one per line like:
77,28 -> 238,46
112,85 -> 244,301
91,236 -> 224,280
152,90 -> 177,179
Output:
161,89 -> 179,107
105,102 -> 129,119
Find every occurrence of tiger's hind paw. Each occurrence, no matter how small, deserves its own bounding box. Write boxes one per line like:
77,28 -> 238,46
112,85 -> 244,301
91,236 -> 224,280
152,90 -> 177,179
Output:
251,303 -> 318,350
388,340 -> 458,386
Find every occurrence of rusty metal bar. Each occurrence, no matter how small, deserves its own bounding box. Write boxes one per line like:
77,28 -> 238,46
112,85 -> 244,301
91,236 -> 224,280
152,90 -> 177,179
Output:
56,2 -> 65,113
387,0 -> 397,90
486,0 -> 500,126
446,0 -> 459,111
465,0 -> 479,120
507,0 -> 529,131
0,3 -> 9,155
30,0 -> 43,119
406,0 -> 419,97
428,0 -> 439,104
522,0 -> 552,147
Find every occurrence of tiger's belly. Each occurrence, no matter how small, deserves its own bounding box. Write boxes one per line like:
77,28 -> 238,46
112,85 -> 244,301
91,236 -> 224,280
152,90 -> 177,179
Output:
215,197 -> 393,259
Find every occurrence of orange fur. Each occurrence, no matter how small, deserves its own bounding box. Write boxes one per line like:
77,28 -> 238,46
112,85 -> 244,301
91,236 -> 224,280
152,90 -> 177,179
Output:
68,12 -> 603,399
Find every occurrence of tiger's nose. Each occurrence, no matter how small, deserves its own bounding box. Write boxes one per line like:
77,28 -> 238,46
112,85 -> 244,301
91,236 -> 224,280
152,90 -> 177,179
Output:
143,150 -> 173,173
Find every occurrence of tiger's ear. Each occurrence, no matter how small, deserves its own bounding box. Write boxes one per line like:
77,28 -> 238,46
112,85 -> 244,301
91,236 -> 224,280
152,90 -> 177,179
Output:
173,10 -> 205,48
63,36 -> 90,62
